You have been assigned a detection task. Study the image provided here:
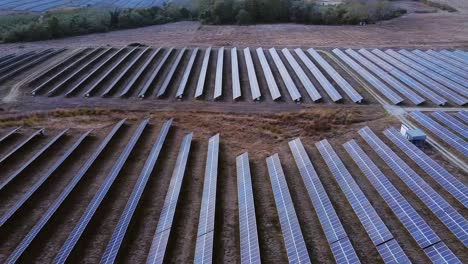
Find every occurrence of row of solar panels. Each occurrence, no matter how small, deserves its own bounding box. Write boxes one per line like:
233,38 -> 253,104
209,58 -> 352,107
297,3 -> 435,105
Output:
0,49 -> 64,85
0,0 -> 161,12
30,46 -> 364,103
410,111 -> 468,157
335,49 -> 468,106
237,125 -> 466,263
1,120 -> 466,263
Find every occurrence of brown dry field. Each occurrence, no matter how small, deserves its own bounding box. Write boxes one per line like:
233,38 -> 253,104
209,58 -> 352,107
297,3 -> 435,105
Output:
0,2 -> 467,263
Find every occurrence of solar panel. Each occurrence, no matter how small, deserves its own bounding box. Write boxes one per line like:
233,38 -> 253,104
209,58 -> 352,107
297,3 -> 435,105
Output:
308,48 -> 363,103
54,119 -> 149,263
236,153 -> 261,264
139,48 -> 174,98
294,49 -> 343,103
243,48 -> 261,101
281,48 -> 322,102
195,47 -> 212,98
376,239 -> 411,264
175,48 -> 198,99
332,49 -> 407,105
413,50 -> 468,79
266,154 -> 311,264
0,126 -> 21,144
46,48 -> 111,96
64,47 -> 126,96
30,48 -> 87,83
120,48 -> 162,97
32,48 -> 98,95
427,50 -> 467,69
384,127 -> 468,208
423,242 -> 462,264
316,139 -> 409,263
232,48 -> 242,100
0,129 -> 68,191
343,140 -> 441,249
288,139 -> 360,263
0,128 -> 44,166
0,49 -> 49,75
358,126 -> 468,247
411,111 -> 468,157
365,49 -> 467,106
455,111 -> 468,123
256,48 -> 281,100
6,119 -> 126,263
84,47 -> 138,97
0,130 -> 90,227
398,49 -> 468,88
453,50 -> 468,61
157,47 -> 187,97
440,50 -> 468,65
102,47 -> 151,97
347,49 -> 448,105
102,120 -> 173,264
214,47 -> 224,100
384,49 -> 468,98
146,133 -> 193,264
194,134 -> 220,264
268,48 -> 302,102
330,238 -> 361,264
431,111 -> 468,138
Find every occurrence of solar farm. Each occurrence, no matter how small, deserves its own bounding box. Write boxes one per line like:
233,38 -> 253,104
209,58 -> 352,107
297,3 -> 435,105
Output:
0,0 -> 165,12
0,36 -> 467,264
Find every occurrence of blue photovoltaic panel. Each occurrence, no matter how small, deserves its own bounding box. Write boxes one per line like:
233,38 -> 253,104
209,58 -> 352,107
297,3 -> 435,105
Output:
194,134 -> 220,264
195,47 -> 211,98
6,119 -> 126,263
256,48 -> 281,100
101,120 -> 173,264
384,127 -> 468,208
0,130 -> 91,228
333,49 -> 407,105
145,132 -> 192,264
330,238 -> 361,264
268,48 -> 302,102
431,111 -> 468,138
214,47 -> 224,100
346,49 -> 426,105
455,111 -> 468,123
359,126 -> 468,247
236,153 -> 261,264
0,128 -> 44,166
232,48 -> 242,100
343,140 -> 442,250
176,48 -> 199,98
316,140 -> 410,264
411,111 -> 468,157
413,50 -> 468,79
0,129 -> 68,191
281,48 -> 322,102
157,48 -> 187,97
243,48 -> 261,101
384,49 -> 468,98
288,139 -> 359,264
440,50 -> 468,65
397,49 -> 468,88
308,48 -> 363,103
423,243 -> 462,264
294,49 -> 343,103
0,126 -> 21,144
365,49 -> 467,106
453,50 -> 468,60
54,119 -> 149,263
427,50 -> 467,69
266,154 -> 311,264
139,48 -> 174,98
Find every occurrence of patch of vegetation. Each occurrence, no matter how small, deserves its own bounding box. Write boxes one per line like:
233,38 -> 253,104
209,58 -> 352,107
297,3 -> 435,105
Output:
421,0 -> 457,12
196,0 -> 406,25
0,4 -> 192,42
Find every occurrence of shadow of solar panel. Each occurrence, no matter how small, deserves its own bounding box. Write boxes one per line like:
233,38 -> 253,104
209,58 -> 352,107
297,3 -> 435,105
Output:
0,128 -> 44,166
101,120 -> 173,264
384,127 -> 468,207
359,126 -> 468,247
139,48 -> 174,98
157,48 -> 187,98
266,154 -> 311,264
